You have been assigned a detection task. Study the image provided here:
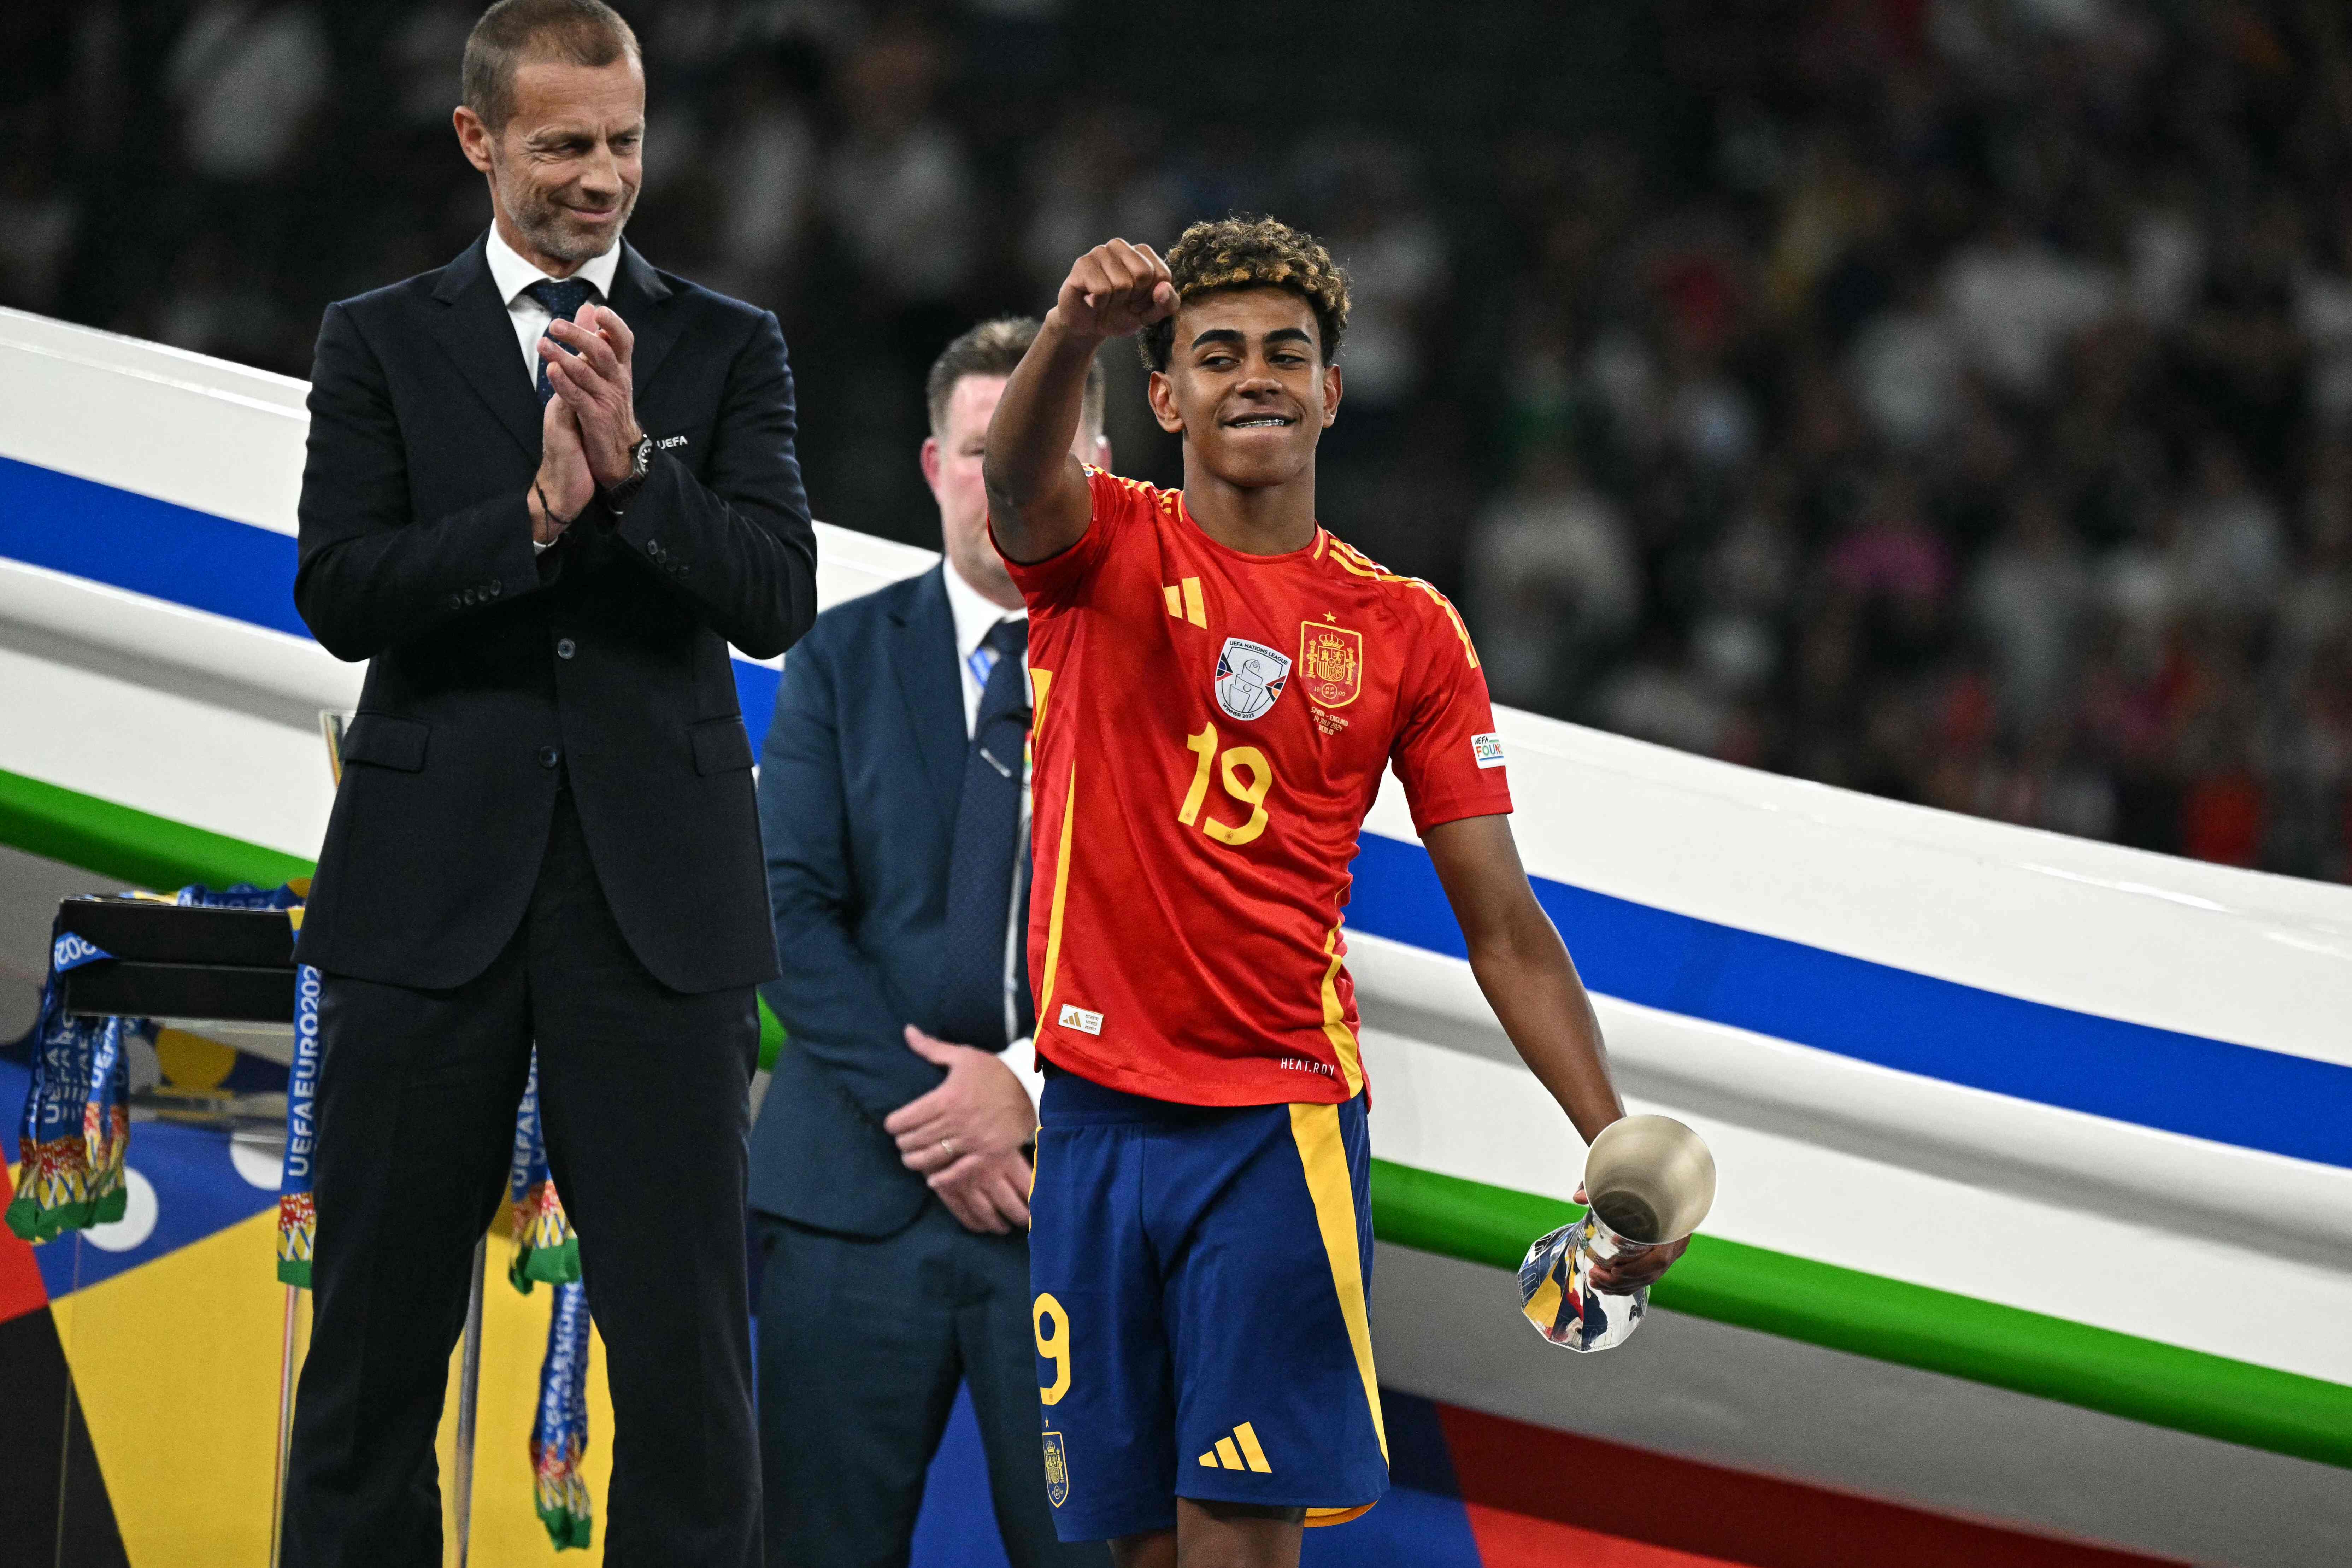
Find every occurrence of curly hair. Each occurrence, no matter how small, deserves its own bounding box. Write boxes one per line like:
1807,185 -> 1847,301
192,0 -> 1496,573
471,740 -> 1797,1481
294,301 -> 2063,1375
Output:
1138,215 -> 1351,373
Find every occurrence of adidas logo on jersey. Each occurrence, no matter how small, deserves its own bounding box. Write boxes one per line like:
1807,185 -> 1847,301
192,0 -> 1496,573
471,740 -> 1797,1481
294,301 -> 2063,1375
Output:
1198,1421 -> 1273,1474
1057,1003 -> 1103,1036
1164,576 -> 1208,628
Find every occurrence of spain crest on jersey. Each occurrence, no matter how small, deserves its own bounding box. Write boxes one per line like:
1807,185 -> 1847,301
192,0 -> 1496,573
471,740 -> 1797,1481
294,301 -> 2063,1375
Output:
1041,1428 -> 1070,1507
1214,637 -> 1290,721
1298,622 -> 1363,708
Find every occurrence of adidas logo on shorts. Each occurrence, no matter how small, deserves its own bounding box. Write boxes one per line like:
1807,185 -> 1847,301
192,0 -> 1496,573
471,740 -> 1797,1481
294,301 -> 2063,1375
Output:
1198,1421 -> 1272,1474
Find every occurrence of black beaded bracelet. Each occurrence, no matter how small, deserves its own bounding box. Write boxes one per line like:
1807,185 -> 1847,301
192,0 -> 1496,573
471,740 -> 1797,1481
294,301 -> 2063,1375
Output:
534,481 -> 579,536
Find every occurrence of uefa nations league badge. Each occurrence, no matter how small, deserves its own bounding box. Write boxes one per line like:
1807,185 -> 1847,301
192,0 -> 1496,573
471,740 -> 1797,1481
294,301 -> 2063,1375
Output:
1214,637 -> 1291,721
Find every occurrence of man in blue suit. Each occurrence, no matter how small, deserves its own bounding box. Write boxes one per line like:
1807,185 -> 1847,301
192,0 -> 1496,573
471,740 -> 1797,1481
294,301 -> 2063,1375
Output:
750,319 -> 1111,1568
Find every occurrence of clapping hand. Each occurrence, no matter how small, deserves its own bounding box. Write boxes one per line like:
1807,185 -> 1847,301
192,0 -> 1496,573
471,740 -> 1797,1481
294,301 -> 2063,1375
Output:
1051,239 -> 1177,343
540,302 -> 643,487
532,393 -> 594,543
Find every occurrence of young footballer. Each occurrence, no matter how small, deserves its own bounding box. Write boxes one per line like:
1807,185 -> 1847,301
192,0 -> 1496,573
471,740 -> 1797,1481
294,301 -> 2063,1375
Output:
981,217 -> 1684,1568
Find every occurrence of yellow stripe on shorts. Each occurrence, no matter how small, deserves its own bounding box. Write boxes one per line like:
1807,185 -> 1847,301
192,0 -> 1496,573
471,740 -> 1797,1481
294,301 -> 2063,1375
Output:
1288,1100 -> 1386,1527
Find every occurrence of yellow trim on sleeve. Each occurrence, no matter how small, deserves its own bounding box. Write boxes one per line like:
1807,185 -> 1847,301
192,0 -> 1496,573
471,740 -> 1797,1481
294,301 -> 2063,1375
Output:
1319,927 -> 1364,1098
1318,537 -> 1482,669
1036,764 -> 1078,1023
1288,1103 -> 1388,1473
1410,579 -> 1481,669
1181,576 -> 1208,628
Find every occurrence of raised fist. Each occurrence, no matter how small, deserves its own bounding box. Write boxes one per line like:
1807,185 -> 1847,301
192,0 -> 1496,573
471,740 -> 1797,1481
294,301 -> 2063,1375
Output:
1051,239 -> 1177,341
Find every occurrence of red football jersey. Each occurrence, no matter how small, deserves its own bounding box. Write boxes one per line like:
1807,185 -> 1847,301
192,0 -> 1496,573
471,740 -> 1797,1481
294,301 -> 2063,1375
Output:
999,468 -> 1513,1106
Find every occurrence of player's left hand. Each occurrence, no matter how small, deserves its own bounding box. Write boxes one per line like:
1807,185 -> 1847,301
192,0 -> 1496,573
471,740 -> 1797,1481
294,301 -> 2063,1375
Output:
887,1025 -> 1037,1175
1575,1184 -> 1689,1292
541,302 -> 643,487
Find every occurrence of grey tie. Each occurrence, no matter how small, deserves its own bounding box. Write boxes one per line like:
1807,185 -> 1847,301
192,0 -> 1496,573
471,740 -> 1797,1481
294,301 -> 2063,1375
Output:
524,278 -> 598,405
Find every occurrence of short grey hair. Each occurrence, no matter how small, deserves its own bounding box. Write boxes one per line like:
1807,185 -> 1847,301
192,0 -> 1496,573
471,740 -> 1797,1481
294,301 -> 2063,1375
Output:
926,317 -> 1106,439
462,0 -> 641,133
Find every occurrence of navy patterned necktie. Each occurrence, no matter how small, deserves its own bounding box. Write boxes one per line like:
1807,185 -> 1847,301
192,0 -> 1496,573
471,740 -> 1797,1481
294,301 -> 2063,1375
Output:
524,278 -> 598,405
938,619 -> 1034,1050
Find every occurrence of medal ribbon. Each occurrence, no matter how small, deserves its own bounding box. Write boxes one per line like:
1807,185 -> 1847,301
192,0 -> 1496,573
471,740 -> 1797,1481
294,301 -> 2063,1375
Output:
504,1051 -> 581,1292
5,928 -> 130,1242
530,1279 -> 595,1549
276,962 -> 322,1286
506,1049 -> 594,1548
9,882 -> 300,1247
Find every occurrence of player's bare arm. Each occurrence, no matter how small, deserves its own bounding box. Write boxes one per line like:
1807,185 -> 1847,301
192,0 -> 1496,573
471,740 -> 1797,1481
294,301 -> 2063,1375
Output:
1422,813 -> 1686,1291
984,239 -> 1173,563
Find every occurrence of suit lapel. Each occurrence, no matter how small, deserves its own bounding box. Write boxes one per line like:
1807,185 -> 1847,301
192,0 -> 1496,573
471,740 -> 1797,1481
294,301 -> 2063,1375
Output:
425,236 -> 543,460
891,569 -> 966,822
608,242 -> 684,399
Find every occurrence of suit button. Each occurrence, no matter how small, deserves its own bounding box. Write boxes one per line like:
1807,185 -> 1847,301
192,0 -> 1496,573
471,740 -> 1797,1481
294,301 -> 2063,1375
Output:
539,746 -> 561,769
646,539 -> 663,557
556,638 -> 576,659
489,580 -> 503,598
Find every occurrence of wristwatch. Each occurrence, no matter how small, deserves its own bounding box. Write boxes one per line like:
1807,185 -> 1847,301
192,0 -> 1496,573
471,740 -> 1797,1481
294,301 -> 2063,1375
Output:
604,431 -> 654,512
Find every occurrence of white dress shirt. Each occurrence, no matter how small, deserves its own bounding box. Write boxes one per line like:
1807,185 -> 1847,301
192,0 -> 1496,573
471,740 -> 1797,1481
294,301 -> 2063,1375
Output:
483,224 -> 624,384
487,229 -> 623,552
938,558 -> 1043,1114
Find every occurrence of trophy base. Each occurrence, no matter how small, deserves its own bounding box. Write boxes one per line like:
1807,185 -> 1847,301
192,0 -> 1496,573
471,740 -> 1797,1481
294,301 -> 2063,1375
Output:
1518,1217 -> 1649,1352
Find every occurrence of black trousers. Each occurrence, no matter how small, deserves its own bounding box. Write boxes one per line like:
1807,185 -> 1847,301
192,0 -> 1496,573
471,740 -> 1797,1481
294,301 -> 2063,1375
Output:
284,790 -> 762,1567
754,1206 -> 1108,1568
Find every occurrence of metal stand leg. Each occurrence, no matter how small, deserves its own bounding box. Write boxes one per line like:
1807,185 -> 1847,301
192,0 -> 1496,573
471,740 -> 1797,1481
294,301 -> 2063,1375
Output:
452,1237 -> 488,1568
269,1283 -> 300,1568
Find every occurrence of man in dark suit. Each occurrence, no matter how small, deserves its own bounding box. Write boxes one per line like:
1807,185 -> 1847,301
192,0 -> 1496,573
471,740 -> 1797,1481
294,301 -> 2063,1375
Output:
748,319 -> 1108,1568
283,4 -> 815,1563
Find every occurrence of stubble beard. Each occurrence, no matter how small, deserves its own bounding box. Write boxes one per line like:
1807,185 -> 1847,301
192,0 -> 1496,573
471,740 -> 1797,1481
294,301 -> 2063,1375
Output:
498,160 -> 636,268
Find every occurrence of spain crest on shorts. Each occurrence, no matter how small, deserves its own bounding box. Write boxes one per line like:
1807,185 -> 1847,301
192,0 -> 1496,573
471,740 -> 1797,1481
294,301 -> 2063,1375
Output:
1214,637 -> 1290,721
1041,1428 -> 1070,1507
1298,621 -> 1363,708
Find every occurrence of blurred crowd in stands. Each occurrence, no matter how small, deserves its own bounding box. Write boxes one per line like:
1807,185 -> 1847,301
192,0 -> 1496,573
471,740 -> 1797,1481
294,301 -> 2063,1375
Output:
5,0 -> 2350,880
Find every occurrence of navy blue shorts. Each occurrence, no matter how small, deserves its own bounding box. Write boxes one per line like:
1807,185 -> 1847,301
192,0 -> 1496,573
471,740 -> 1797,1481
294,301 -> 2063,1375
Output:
1027,1071 -> 1388,1542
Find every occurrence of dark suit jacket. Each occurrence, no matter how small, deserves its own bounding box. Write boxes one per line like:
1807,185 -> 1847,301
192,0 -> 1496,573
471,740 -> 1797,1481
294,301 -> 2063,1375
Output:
292,235 -> 817,993
749,565 -> 996,1236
